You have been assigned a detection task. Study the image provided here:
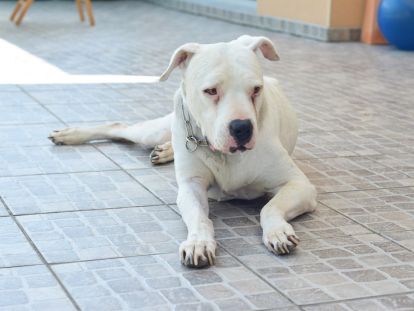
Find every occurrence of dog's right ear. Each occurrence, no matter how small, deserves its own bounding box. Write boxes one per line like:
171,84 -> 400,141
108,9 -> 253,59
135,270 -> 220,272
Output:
159,43 -> 200,82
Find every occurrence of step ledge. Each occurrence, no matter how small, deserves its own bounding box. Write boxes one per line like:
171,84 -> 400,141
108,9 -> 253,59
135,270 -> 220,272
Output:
140,0 -> 361,42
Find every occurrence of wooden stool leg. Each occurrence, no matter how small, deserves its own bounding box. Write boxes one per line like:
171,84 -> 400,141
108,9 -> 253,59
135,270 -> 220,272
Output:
15,0 -> 34,25
10,0 -> 23,21
75,0 -> 85,21
83,0 -> 95,26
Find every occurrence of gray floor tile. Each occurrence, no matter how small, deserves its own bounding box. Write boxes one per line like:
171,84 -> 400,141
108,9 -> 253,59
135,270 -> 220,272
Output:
319,188 -> 414,233
0,90 -> 38,107
296,157 -> 414,193
27,88 -> 133,105
19,83 -> 109,92
292,132 -> 357,160
47,102 -> 162,123
0,200 -> 8,217
0,216 -> 43,268
0,171 -> 160,215
129,167 -> 177,204
0,265 -> 75,310
0,145 -> 119,176
18,206 -> 182,263
224,234 -> 414,304
367,153 -> 414,177
0,122 -> 66,148
94,142 -> 154,170
0,105 -> 60,125
303,293 -> 414,311
52,253 -> 295,310
315,130 -> 414,156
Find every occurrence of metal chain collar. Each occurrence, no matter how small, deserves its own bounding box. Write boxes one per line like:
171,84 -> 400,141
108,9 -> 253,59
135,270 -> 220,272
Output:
181,102 -> 208,152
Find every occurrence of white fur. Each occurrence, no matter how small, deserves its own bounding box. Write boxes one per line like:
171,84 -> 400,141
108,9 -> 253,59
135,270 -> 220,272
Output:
49,36 -> 317,267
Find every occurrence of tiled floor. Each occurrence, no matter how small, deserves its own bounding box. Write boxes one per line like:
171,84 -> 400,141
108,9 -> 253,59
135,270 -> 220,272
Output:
1,1 -> 414,310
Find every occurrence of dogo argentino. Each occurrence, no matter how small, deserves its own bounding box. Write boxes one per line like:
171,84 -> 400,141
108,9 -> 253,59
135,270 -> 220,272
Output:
49,35 -> 317,268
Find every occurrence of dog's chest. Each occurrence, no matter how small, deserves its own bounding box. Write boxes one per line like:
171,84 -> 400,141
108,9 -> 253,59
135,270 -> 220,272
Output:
202,150 -> 283,201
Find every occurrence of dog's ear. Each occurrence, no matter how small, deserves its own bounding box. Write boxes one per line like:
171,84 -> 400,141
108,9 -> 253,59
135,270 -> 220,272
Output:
159,43 -> 200,82
236,35 -> 280,61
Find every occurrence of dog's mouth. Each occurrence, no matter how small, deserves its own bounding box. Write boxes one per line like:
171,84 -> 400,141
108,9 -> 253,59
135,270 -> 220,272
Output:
205,137 -> 217,152
229,145 -> 251,153
205,137 -> 251,154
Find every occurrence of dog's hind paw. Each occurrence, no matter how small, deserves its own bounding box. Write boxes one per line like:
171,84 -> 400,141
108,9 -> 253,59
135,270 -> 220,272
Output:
150,141 -> 174,165
48,127 -> 88,145
179,239 -> 216,268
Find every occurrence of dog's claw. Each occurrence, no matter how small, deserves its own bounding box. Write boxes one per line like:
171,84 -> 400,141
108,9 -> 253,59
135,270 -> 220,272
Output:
185,253 -> 194,267
181,251 -> 185,264
277,242 -> 285,254
207,251 -> 213,266
268,243 -> 280,255
282,242 -> 290,254
288,235 -> 300,245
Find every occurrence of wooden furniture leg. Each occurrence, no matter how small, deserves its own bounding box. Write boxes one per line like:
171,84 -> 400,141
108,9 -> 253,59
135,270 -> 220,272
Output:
75,0 -> 85,21
15,0 -> 35,25
83,0 -> 95,26
10,0 -> 23,21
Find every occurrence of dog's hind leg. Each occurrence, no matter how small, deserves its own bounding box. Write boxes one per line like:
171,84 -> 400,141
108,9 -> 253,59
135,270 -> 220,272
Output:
49,113 -> 174,164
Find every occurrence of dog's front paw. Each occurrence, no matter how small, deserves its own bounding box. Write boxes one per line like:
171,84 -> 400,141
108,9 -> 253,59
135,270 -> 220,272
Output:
263,222 -> 300,255
179,239 -> 216,268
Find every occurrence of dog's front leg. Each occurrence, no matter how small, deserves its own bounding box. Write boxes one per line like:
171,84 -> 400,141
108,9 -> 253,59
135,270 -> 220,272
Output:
177,177 -> 216,268
261,179 -> 317,255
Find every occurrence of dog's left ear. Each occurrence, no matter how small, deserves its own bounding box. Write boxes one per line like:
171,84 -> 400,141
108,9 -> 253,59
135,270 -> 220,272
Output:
159,43 -> 200,82
236,35 -> 280,61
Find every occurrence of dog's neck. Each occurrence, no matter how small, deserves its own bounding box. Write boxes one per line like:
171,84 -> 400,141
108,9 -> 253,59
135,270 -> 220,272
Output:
179,86 -> 211,153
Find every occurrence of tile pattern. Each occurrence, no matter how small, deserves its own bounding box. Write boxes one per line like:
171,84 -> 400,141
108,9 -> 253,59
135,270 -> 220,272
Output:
18,207 -> 182,263
0,216 -> 42,268
0,171 -> 160,215
0,265 -> 75,310
0,145 -> 119,176
52,253 -> 294,310
0,1 -> 413,310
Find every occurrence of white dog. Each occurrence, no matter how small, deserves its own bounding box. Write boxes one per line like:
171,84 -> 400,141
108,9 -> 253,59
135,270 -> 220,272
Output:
49,35 -> 317,268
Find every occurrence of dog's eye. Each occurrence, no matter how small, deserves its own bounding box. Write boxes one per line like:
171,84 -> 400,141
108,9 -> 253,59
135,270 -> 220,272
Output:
204,88 -> 217,95
254,86 -> 261,94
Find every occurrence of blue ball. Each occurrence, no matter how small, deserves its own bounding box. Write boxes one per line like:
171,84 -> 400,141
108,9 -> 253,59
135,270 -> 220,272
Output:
378,0 -> 414,50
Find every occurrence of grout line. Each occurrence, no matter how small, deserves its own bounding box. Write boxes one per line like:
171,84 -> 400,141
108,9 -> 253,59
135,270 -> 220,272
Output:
0,196 -> 81,311
218,245 -> 304,310
48,250 -> 178,267
318,201 -> 414,254
3,202 -> 165,217
299,289 -> 414,308
307,129 -> 414,181
317,184 -> 414,195
105,83 -> 175,118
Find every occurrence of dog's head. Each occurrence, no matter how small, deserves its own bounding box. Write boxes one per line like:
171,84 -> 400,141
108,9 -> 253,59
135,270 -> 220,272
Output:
159,35 -> 280,154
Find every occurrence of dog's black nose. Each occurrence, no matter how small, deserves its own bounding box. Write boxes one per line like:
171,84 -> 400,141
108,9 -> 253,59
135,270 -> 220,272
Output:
229,119 -> 253,145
